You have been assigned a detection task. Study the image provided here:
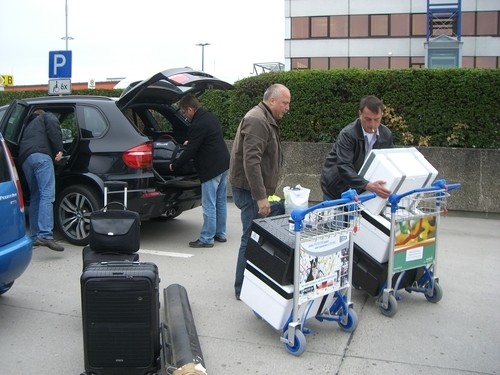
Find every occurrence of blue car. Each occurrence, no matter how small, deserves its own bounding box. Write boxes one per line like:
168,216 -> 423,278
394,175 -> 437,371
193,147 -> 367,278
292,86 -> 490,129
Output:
0,132 -> 32,295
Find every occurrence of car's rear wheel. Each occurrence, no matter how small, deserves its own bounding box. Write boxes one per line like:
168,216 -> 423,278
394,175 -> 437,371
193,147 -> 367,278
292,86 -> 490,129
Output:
55,185 -> 101,246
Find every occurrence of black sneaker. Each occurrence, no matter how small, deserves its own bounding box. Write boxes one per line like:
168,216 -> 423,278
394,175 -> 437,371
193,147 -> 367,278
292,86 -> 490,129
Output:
35,238 -> 65,252
188,239 -> 214,248
214,236 -> 227,243
235,293 -> 241,301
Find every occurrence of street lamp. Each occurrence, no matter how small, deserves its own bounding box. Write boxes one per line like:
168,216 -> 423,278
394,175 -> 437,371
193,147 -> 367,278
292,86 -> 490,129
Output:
61,36 -> 74,51
195,43 -> 210,71
61,0 -> 74,50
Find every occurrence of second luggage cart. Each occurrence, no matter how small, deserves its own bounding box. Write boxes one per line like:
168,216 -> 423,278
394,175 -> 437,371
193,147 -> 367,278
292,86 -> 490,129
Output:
374,179 -> 461,317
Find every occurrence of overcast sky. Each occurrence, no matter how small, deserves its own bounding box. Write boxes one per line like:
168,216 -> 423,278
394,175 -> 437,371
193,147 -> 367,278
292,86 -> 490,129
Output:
0,0 -> 285,86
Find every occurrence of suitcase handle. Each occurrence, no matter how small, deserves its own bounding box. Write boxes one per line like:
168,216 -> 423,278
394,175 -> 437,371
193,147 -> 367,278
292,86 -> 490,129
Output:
103,181 -> 128,207
104,181 -> 128,189
100,261 -> 141,267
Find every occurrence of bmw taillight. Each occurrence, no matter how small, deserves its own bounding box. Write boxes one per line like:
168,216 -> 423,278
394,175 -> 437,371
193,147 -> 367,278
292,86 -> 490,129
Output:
122,143 -> 153,169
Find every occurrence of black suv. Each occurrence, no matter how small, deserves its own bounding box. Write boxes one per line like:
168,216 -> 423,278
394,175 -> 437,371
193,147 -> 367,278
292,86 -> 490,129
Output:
0,68 -> 233,246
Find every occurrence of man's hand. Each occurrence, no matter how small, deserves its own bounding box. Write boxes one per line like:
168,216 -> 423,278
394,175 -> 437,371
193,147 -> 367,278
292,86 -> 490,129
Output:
366,180 -> 391,199
257,198 -> 271,217
54,151 -> 63,162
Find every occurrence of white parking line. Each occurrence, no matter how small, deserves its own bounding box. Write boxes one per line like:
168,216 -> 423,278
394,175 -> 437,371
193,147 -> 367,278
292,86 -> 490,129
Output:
138,249 -> 194,258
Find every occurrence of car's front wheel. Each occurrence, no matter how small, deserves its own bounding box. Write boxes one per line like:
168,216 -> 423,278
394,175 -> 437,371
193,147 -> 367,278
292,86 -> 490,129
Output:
55,185 -> 101,246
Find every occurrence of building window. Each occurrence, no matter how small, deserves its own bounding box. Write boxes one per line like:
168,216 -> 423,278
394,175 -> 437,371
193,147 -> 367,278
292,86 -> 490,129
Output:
392,57 -> 411,68
310,57 -> 329,69
291,17 -> 309,39
428,48 -> 460,68
330,15 -> 348,37
350,15 -> 369,37
311,16 -> 328,38
350,57 -> 369,69
412,13 -> 427,36
391,14 -> 410,37
475,56 -> 498,68
371,14 -> 389,36
461,12 -> 476,36
462,57 -> 475,67
370,57 -> 389,69
410,57 -> 425,68
476,12 -> 498,35
330,57 -> 348,69
291,58 -> 309,69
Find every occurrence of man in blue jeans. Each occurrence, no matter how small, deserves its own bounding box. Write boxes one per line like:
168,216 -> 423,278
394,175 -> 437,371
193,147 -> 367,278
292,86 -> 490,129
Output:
18,109 -> 65,252
229,84 -> 291,300
170,94 -> 230,248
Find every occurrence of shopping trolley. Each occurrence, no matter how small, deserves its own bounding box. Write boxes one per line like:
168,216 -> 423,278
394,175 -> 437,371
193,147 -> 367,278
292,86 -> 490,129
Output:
280,189 -> 375,356
377,179 -> 461,317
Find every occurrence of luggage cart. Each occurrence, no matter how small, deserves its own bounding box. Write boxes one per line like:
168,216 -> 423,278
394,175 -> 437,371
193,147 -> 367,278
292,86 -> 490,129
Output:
282,189 -> 375,356
377,179 -> 461,317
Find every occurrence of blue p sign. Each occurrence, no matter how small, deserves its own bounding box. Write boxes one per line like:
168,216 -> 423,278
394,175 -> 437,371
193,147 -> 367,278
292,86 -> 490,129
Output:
49,51 -> 72,78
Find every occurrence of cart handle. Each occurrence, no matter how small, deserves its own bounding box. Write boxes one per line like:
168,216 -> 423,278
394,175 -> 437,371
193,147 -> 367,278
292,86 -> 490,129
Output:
290,189 -> 376,223
387,179 -> 461,208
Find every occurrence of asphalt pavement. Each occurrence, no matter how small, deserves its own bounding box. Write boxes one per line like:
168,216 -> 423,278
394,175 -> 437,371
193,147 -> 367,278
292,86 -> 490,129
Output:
0,202 -> 499,375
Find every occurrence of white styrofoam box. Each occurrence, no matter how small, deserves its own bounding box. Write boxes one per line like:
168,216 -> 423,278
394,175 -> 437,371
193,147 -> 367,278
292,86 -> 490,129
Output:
373,147 -> 438,188
359,147 -> 439,215
358,151 -> 403,215
354,210 -> 391,263
411,149 -> 439,187
240,263 -> 333,330
240,264 -> 293,330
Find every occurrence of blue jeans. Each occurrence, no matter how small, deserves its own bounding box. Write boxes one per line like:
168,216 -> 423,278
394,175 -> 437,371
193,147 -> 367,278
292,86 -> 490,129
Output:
232,186 -> 260,295
199,170 -> 228,244
22,153 -> 56,240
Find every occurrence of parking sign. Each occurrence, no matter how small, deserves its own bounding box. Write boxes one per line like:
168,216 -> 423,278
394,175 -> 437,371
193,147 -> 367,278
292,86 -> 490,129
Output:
49,51 -> 72,78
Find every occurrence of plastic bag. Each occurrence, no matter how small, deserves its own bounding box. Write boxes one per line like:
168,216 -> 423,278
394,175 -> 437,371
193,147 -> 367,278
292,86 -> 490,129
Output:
283,185 -> 310,214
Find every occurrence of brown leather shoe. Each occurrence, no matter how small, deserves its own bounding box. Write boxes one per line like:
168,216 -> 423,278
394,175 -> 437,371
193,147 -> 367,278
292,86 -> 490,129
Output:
35,238 -> 65,252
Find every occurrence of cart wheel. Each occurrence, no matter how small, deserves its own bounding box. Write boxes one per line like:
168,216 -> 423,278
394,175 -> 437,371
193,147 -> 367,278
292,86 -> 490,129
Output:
425,282 -> 443,303
283,330 -> 307,356
338,308 -> 358,332
379,294 -> 398,317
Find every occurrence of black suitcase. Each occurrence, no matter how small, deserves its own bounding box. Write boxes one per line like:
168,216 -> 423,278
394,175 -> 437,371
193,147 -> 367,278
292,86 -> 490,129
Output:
352,243 -> 422,297
152,137 -> 196,176
89,181 -> 141,254
80,262 -> 161,375
245,214 -> 296,285
81,246 -> 139,271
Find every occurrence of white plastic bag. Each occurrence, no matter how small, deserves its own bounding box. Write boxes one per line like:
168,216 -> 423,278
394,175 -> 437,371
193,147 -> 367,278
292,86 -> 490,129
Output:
283,185 -> 310,214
